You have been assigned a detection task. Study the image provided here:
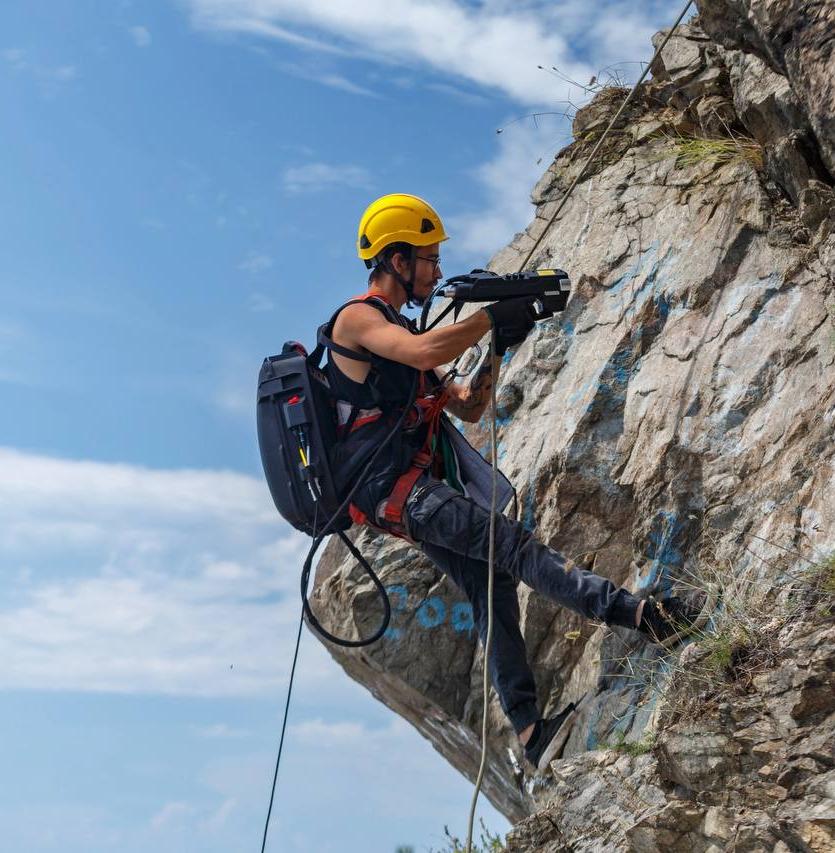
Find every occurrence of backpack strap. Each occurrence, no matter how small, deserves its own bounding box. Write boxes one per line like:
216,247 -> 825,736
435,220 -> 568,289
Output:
317,296 -> 403,363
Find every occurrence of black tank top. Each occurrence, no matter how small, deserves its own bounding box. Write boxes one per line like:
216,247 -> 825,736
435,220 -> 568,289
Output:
324,298 -> 437,411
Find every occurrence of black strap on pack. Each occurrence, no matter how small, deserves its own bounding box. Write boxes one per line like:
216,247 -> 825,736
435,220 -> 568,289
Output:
316,295 -> 409,363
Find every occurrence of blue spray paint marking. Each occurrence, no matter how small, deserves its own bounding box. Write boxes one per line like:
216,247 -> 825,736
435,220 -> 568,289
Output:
384,584 -> 408,640
497,439 -> 508,463
451,602 -> 475,635
607,242 -> 661,304
585,699 -> 604,751
636,510 -> 686,595
416,596 -> 446,629
384,584 -> 475,638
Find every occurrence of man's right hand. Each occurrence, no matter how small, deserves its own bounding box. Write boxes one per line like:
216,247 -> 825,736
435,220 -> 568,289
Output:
482,297 -> 537,355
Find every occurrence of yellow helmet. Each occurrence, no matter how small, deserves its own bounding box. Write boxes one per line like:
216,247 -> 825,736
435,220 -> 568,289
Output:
357,193 -> 448,264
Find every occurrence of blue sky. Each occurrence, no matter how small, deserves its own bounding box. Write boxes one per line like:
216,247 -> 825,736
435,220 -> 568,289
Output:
1,1 -> 680,850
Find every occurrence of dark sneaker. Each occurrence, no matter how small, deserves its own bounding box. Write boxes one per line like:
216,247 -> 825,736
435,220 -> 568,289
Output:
524,696 -> 584,771
639,594 -> 707,648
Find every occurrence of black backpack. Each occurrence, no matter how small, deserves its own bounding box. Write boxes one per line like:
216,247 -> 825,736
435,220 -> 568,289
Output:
256,338 -> 351,537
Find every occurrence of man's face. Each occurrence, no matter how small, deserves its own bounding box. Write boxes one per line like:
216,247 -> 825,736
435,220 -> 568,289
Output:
411,242 -> 442,303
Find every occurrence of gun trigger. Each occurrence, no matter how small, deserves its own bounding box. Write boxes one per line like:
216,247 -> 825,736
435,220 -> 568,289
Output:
453,300 -> 464,322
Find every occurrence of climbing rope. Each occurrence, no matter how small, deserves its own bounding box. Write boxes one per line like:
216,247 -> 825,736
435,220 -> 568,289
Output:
464,329 -> 500,852
465,3 -> 695,850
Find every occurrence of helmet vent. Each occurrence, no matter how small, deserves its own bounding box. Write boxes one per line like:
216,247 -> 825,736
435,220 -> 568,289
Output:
420,218 -> 435,234
360,234 -> 372,249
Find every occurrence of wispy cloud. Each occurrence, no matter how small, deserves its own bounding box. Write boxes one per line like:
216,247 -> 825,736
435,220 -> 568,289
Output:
129,25 -> 152,47
0,447 -> 318,696
246,292 -> 275,312
239,251 -> 274,273
185,0 -> 586,106
1,47 -> 27,70
282,162 -> 371,194
273,59 -> 378,97
150,801 -> 194,830
192,723 -> 250,739
1,47 -> 77,87
425,81 -> 489,106
185,1 -> 671,108
447,112 -> 566,260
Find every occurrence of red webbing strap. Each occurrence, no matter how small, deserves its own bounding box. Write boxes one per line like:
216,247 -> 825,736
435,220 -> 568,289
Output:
349,504 -> 369,526
381,389 -> 449,526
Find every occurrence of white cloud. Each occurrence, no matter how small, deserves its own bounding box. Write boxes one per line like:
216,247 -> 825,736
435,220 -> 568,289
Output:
53,65 -> 77,80
0,447 -> 323,696
185,1 -> 673,108
1,47 -> 27,70
1,47 -> 78,85
246,291 -> 275,312
203,797 -> 237,831
129,25 -> 152,47
238,251 -> 274,273
187,0 -> 588,106
192,722 -> 250,738
275,59 -> 378,97
282,162 -> 371,194
150,801 -> 194,830
447,113 -> 566,259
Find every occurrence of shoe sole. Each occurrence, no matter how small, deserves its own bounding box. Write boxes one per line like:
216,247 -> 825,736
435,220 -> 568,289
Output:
535,697 -> 587,772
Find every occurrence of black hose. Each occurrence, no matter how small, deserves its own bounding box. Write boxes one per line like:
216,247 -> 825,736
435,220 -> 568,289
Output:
299,371 -> 418,647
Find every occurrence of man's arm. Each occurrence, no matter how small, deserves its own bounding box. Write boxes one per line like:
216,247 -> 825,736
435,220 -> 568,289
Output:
341,302 -> 492,371
440,352 -> 502,423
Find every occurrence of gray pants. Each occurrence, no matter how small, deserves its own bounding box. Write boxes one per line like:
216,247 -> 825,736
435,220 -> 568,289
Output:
403,477 -> 641,734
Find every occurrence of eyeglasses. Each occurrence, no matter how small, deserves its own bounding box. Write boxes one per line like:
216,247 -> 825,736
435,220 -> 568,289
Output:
416,255 -> 442,272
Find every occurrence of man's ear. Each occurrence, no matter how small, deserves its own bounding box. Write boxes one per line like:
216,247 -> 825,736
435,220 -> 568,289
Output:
390,252 -> 405,275
391,249 -> 412,276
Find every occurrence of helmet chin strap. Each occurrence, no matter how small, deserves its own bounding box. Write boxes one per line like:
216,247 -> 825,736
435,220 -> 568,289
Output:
385,248 -> 423,308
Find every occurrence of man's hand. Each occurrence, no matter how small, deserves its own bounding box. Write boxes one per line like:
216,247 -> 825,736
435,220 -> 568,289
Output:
439,352 -> 501,423
482,297 -> 537,355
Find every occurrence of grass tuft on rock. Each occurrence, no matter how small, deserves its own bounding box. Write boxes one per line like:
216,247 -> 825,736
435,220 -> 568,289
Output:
657,130 -> 764,171
601,732 -> 657,757
427,819 -> 506,853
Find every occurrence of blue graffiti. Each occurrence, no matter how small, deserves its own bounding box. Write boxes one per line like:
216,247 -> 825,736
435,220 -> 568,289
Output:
636,510 -> 687,595
384,584 -> 408,640
417,596 -> 446,629
384,584 -> 475,639
451,602 -> 475,635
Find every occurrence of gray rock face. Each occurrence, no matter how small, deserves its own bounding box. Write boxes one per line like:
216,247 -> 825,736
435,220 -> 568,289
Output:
505,624 -> 835,852
309,5 -> 835,838
697,0 -> 835,175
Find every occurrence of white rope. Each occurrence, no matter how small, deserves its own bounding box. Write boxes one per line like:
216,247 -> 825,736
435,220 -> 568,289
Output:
464,332 -> 499,853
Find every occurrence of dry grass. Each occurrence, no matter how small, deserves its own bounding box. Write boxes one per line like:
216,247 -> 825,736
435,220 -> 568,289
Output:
427,819 -> 505,853
593,527 -> 834,733
655,534 -> 834,725
656,130 -> 764,171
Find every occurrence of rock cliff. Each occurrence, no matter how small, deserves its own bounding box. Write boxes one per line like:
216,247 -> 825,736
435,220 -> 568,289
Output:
311,0 -> 835,846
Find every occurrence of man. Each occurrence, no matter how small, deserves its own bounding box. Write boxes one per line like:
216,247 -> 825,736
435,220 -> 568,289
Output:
323,193 -> 701,771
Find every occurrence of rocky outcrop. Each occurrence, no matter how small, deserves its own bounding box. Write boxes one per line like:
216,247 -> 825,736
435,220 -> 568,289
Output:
310,2 -> 835,840
697,0 -> 835,175
505,623 -> 835,852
